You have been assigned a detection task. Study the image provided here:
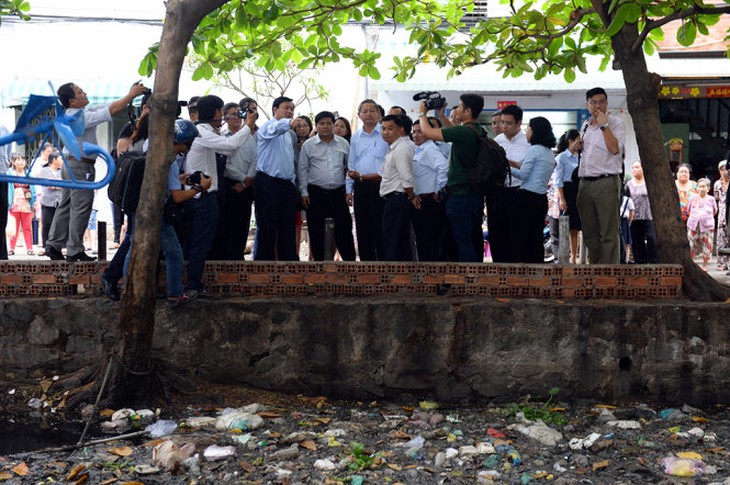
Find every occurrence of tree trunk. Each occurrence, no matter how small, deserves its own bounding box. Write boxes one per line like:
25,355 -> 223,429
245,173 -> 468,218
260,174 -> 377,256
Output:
106,0 -> 230,407
611,23 -> 730,301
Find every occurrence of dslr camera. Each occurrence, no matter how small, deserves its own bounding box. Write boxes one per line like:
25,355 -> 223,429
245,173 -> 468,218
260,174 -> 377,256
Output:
236,100 -> 256,120
413,91 -> 447,110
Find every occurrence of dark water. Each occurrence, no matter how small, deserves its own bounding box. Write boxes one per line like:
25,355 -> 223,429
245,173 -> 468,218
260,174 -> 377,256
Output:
0,418 -> 88,454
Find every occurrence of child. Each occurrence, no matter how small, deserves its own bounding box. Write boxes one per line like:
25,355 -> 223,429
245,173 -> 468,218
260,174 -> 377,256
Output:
686,178 -> 717,271
619,186 -> 635,264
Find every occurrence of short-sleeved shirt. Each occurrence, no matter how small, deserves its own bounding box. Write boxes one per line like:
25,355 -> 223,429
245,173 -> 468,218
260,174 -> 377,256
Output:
441,122 -> 481,195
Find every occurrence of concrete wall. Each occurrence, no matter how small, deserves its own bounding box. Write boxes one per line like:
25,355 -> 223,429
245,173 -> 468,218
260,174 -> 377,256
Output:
1,297 -> 727,405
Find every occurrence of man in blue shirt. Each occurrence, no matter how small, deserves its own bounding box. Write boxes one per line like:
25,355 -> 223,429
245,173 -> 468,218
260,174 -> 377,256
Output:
254,96 -> 299,261
298,111 -> 355,261
346,99 -> 389,261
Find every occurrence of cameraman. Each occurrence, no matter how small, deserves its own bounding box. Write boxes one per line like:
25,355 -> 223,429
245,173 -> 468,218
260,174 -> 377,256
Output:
418,93 -> 485,262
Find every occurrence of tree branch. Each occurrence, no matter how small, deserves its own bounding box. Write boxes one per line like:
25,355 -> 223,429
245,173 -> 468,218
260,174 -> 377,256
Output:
633,4 -> 730,52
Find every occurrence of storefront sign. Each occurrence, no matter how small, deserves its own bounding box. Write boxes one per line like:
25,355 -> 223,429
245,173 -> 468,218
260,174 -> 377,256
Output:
658,85 -> 730,99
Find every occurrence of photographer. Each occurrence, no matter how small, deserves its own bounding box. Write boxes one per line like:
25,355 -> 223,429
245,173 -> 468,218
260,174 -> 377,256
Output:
184,95 -> 257,295
417,93 -> 485,262
219,99 -> 258,259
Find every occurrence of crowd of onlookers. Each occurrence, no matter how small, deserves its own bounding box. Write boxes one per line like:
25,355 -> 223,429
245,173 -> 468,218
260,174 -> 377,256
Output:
2,83 -> 729,304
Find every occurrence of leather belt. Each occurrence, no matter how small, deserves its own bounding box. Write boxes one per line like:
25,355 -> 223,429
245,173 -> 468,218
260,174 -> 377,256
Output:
580,173 -> 618,181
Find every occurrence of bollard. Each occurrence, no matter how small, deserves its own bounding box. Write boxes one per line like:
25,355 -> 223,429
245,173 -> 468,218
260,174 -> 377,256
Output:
98,221 -> 107,261
323,218 -> 335,260
558,214 -> 570,264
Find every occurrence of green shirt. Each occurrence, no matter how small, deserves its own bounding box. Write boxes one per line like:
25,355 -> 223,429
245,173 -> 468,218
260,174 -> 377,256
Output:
442,122 -> 483,195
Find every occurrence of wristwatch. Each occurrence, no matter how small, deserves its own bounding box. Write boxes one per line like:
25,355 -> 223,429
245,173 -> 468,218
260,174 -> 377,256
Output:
600,123 -> 609,131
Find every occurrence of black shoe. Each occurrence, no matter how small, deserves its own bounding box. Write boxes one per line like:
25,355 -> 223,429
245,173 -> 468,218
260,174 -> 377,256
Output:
101,277 -> 121,301
45,246 -> 65,261
67,252 -> 97,262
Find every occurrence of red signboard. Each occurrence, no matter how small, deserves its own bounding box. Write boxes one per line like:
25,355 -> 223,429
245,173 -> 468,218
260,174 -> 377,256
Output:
497,100 -> 517,109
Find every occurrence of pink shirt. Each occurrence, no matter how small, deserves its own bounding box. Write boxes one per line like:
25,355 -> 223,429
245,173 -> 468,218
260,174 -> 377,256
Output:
686,194 -> 717,232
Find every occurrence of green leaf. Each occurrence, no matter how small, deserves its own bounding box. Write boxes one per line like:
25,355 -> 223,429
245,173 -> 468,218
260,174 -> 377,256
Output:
564,67 -> 576,83
677,20 -> 697,46
604,4 -> 628,37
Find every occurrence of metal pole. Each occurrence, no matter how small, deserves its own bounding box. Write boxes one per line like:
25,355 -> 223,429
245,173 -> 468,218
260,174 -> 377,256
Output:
323,217 -> 335,260
558,214 -> 571,264
97,221 -> 107,261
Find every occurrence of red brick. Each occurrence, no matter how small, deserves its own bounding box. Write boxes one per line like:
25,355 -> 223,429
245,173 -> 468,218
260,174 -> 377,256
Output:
528,277 -> 549,287
561,277 -> 582,288
444,275 -> 466,285
248,274 -> 271,284
391,275 -> 411,284
595,276 -> 617,288
505,276 -> 528,286
327,274 -> 349,284
33,274 -> 56,284
304,274 -> 326,284
476,275 -> 500,286
626,276 -> 649,288
423,275 -> 442,284
358,274 -> 380,284
69,275 -> 90,285
659,276 -> 682,288
217,273 -> 240,283
0,274 -> 23,284
281,274 -> 304,284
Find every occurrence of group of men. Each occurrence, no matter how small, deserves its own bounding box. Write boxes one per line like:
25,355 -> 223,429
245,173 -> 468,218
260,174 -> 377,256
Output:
29,82 -> 625,302
487,87 -> 626,264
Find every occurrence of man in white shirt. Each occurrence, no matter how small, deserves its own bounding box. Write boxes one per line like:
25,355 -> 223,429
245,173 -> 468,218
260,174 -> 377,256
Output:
184,95 -> 256,293
379,114 -> 416,261
491,104 -> 529,263
219,99 -> 258,260
411,118 -> 449,261
298,111 -> 356,261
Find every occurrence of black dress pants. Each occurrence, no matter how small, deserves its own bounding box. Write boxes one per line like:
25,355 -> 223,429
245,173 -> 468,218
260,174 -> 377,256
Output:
306,184 -> 355,261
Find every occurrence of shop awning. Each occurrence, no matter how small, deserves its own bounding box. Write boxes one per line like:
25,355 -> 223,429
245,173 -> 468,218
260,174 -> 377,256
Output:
0,77 -> 140,108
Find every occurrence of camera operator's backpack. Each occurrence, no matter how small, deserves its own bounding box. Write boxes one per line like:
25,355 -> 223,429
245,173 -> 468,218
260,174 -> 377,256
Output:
108,150 -> 146,214
465,124 -> 510,195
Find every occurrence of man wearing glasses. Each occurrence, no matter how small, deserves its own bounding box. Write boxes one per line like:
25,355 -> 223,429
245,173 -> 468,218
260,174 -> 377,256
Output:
576,87 -> 626,264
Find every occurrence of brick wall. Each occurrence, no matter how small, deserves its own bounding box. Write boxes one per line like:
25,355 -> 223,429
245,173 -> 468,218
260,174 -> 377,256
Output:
0,261 -> 683,299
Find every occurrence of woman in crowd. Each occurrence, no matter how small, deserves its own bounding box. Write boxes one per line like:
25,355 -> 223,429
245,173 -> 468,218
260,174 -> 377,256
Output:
293,115 -> 313,152
38,151 -> 63,251
713,159 -> 729,270
624,161 -> 658,264
6,153 -> 36,255
675,163 -> 697,225
554,129 -> 582,264
508,117 -> 556,263
686,177 -> 717,271
334,116 -> 352,143
292,115 -> 313,258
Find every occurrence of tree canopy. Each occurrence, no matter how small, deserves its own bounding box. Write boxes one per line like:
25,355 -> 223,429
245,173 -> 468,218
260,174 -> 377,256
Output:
140,0 -> 730,87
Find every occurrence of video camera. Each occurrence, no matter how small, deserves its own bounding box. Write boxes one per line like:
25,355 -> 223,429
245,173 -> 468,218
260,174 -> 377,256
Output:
413,91 -> 447,111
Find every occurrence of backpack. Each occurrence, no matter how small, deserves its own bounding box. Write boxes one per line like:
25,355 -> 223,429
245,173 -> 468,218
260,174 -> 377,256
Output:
108,150 -> 146,214
464,124 -> 511,195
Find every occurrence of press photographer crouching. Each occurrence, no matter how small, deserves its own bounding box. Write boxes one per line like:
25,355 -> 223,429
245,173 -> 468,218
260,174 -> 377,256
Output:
417,92 -> 486,262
